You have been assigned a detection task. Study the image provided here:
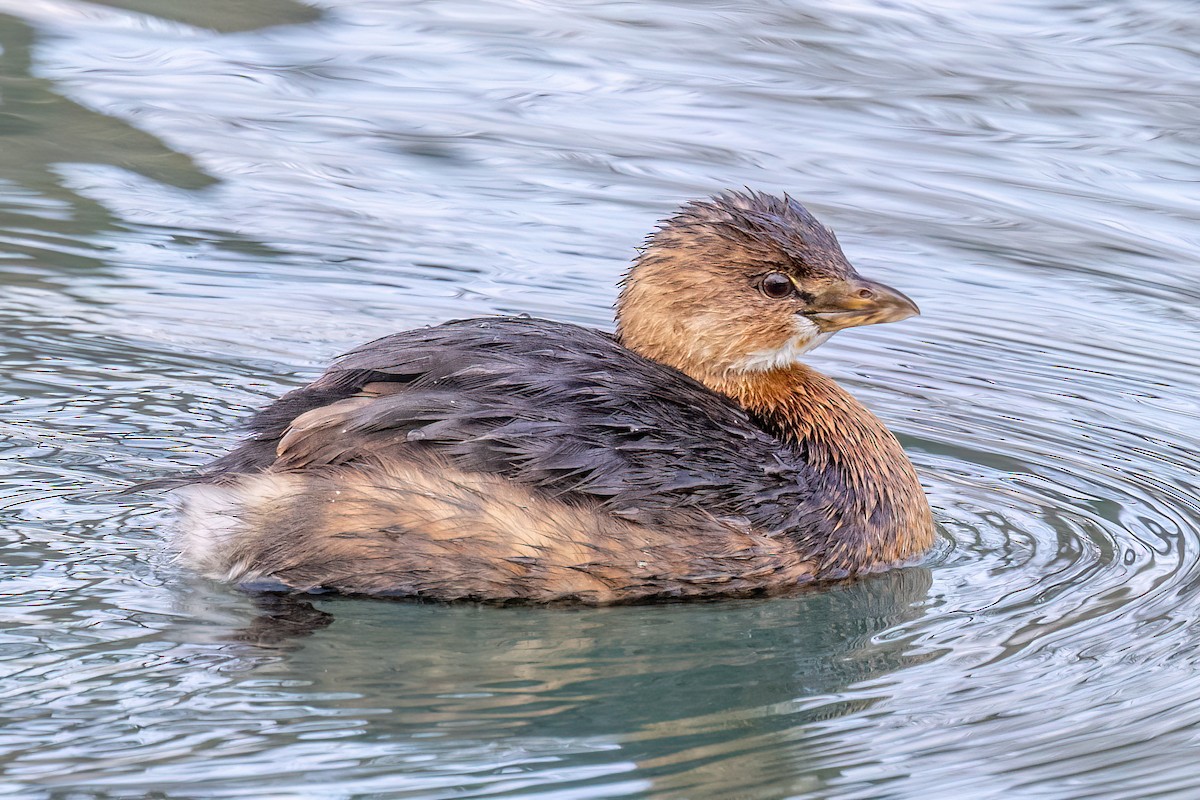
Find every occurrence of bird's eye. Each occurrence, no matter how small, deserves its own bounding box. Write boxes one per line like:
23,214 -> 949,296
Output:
760,272 -> 795,299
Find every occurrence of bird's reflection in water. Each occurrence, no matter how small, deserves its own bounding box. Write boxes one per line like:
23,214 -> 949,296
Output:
232,593 -> 336,648
223,566 -> 932,797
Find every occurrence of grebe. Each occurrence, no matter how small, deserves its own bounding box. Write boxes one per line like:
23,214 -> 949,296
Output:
172,191 -> 934,604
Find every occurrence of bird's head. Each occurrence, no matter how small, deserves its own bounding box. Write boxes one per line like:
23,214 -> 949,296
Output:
616,191 -> 918,386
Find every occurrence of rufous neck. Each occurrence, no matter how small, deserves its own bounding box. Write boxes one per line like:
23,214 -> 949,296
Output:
709,365 -> 935,573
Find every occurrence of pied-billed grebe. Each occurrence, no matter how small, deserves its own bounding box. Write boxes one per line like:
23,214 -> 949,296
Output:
171,191 -> 934,604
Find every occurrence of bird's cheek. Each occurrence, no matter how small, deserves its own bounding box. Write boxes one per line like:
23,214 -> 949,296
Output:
728,316 -> 832,373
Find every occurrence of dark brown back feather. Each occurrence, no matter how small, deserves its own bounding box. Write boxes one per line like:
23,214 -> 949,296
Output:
198,317 -> 837,549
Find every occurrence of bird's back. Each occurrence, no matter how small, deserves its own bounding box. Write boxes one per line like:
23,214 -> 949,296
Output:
171,317 -> 831,602
204,317 -> 823,533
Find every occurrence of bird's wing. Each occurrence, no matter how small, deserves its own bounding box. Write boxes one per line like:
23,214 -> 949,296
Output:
201,317 -> 818,529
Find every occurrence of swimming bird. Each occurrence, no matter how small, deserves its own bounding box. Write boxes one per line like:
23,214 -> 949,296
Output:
171,191 -> 934,604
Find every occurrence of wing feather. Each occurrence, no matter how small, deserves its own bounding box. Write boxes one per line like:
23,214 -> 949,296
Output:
200,317 -> 820,533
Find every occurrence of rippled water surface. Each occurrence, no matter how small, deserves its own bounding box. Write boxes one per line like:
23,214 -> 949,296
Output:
2,0 -> 1199,797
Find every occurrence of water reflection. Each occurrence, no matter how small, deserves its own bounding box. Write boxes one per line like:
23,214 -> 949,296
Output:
233,594 -> 336,647
0,571 -> 932,797
95,0 -> 321,33
0,11 -> 214,285
162,568 -> 930,799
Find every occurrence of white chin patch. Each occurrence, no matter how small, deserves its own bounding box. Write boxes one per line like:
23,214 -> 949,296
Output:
734,316 -> 832,373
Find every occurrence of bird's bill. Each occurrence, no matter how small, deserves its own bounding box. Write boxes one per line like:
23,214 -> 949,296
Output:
802,277 -> 920,333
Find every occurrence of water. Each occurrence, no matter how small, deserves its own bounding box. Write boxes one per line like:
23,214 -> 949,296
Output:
1,0 -> 1198,796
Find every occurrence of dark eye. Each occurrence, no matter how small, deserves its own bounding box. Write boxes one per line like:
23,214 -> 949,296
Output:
760,272 -> 795,299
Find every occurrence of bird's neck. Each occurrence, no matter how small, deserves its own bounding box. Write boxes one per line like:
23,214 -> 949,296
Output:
709,365 -> 934,573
